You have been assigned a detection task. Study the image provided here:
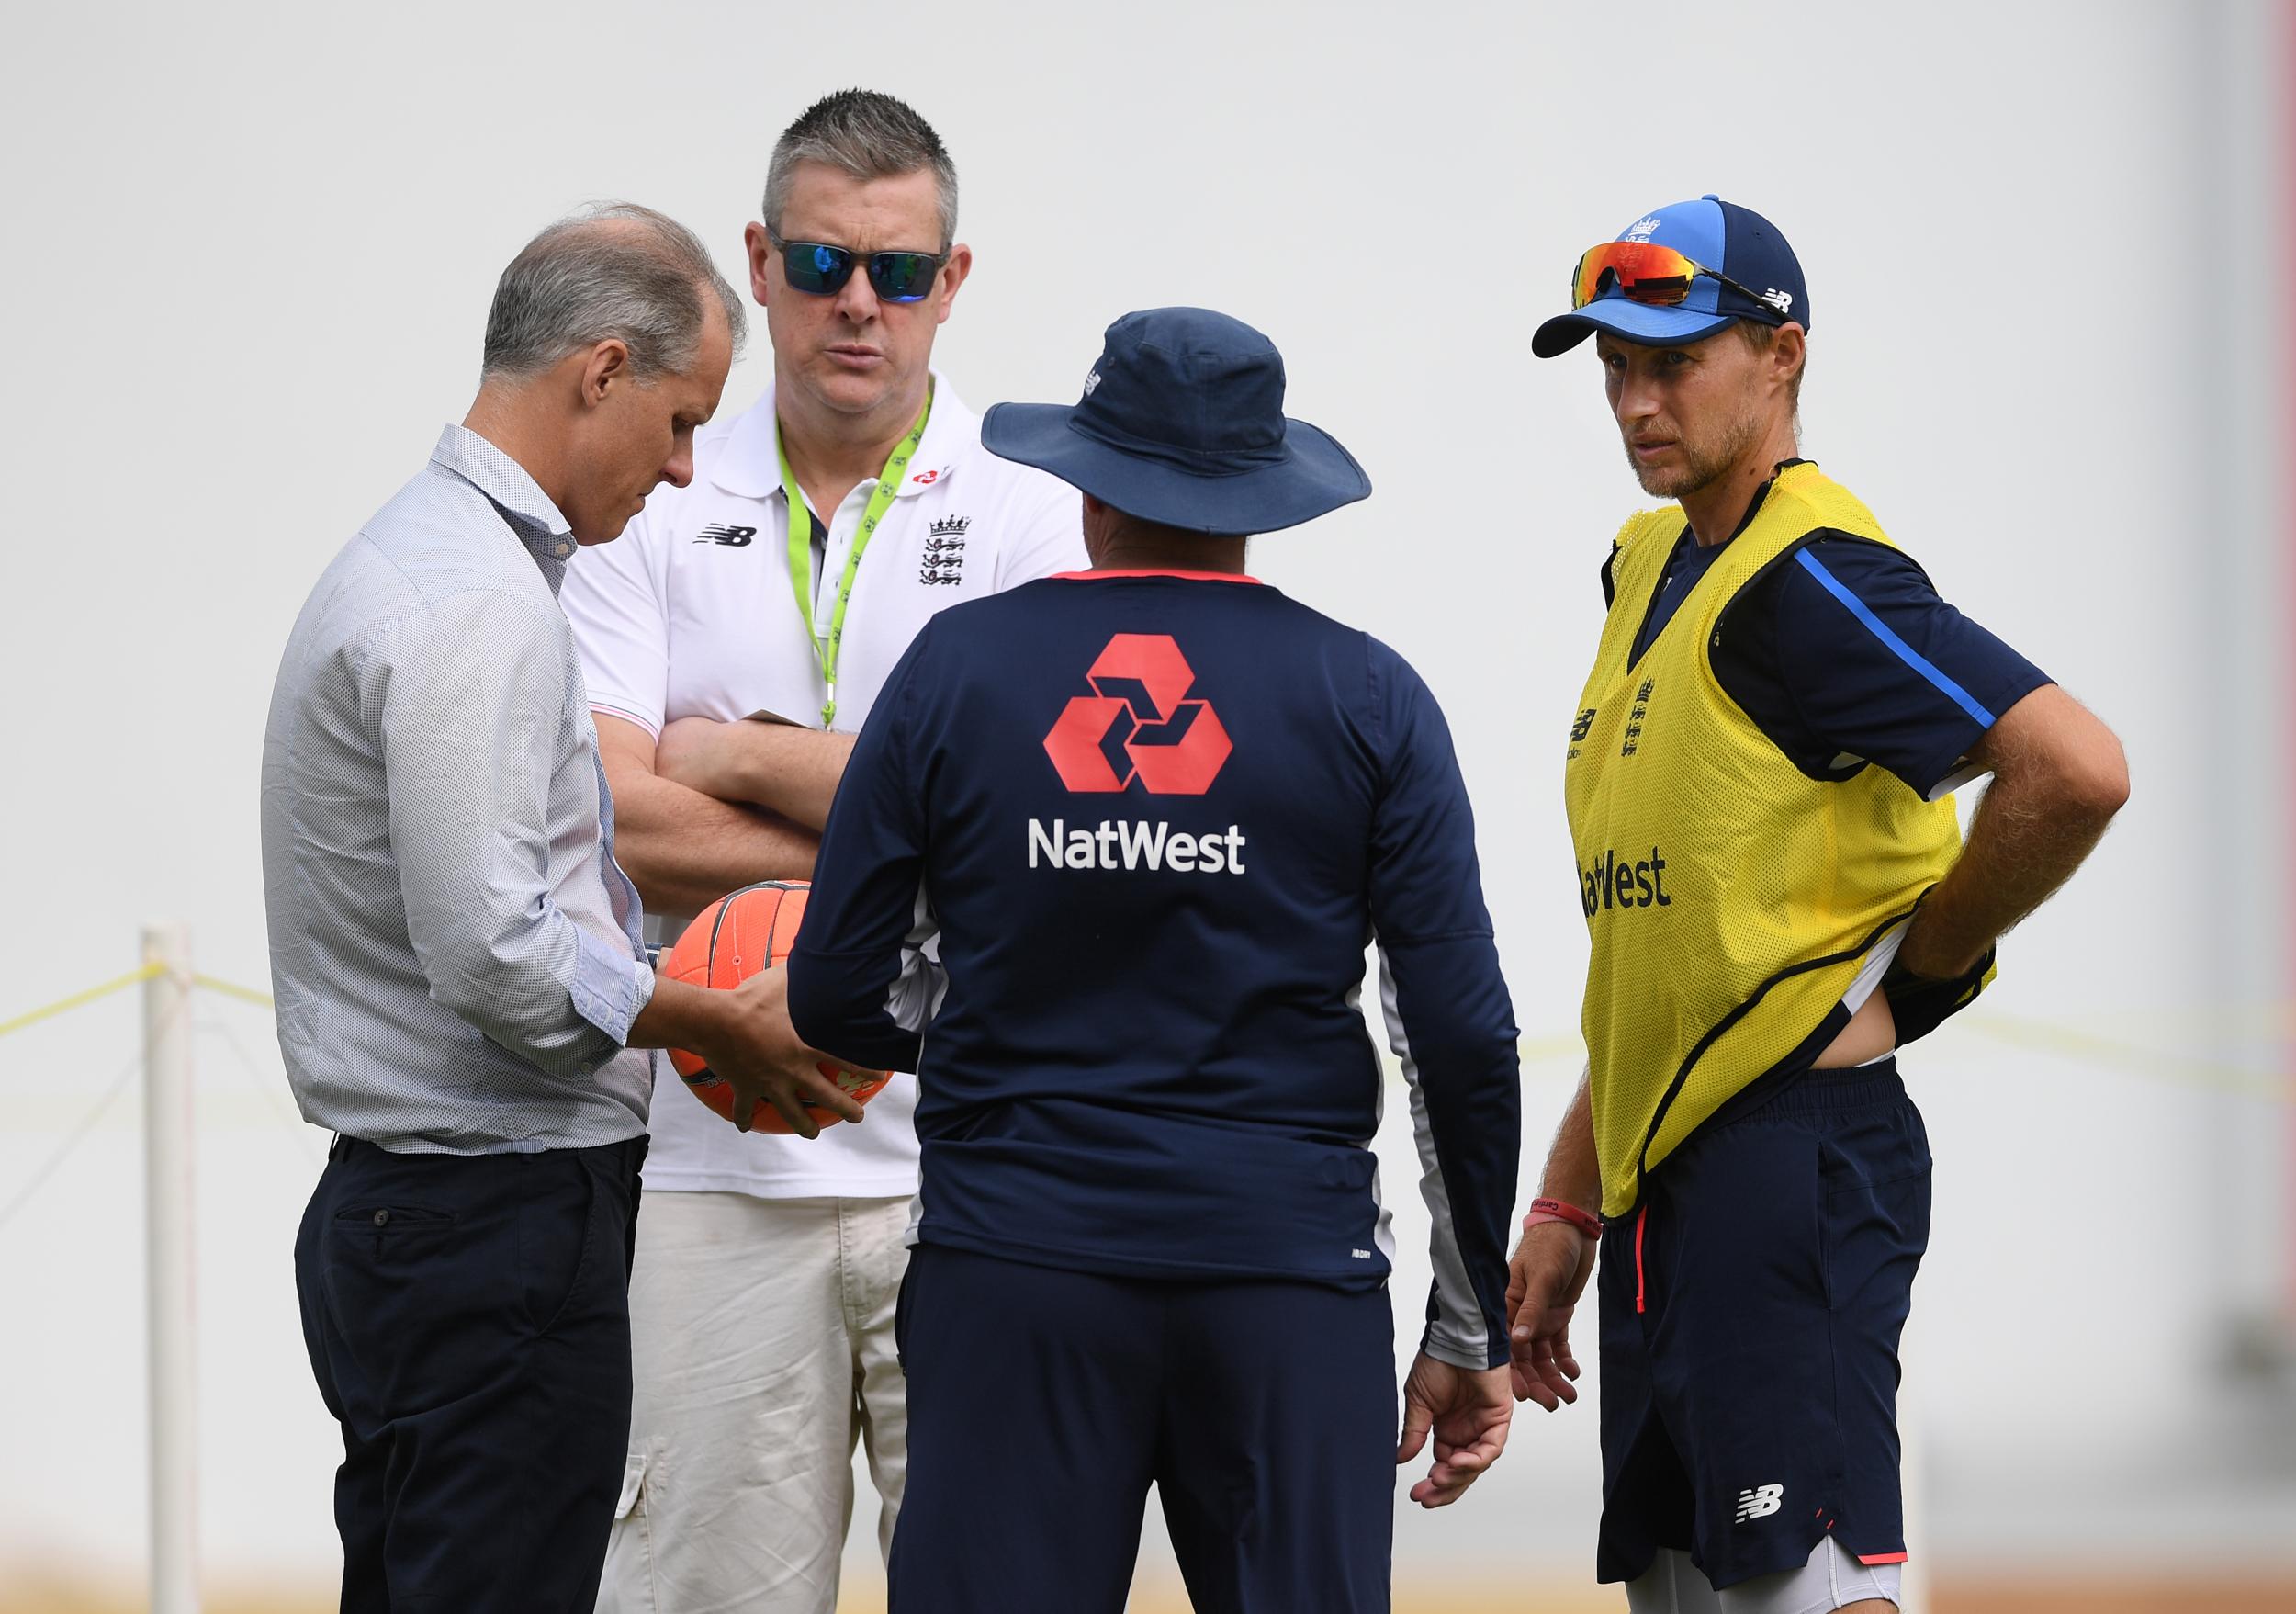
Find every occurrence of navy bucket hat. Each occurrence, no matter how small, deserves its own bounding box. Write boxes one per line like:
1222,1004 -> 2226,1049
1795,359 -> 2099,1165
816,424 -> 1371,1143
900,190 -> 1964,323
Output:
980,308 -> 1370,536
1533,196 -> 1808,358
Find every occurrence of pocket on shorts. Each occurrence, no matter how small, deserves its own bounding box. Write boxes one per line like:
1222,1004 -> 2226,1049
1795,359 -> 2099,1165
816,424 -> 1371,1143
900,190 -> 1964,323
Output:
602,1448 -> 659,1614
614,1449 -> 648,1520
1821,1159 -> 1930,1367
1817,1098 -> 1933,1195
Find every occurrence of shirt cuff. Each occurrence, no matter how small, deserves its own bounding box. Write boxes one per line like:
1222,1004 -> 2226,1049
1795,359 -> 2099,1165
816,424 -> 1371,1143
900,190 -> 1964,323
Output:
567,927 -> 656,1046
1420,1320 -> 1503,1372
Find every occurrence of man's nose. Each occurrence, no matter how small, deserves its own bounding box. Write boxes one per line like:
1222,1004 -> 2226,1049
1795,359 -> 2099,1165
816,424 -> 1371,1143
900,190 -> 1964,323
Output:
833,262 -> 881,324
661,443 -> 695,490
1614,369 -> 1661,422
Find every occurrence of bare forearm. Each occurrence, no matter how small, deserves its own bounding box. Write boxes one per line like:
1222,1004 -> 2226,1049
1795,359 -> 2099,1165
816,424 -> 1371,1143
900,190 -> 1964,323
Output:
659,719 -> 854,831
1902,685 -> 2128,977
1538,1068 -> 1601,1213
732,724 -> 853,829
626,975 -> 728,1051
613,770 -> 820,918
1906,778 -> 2110,974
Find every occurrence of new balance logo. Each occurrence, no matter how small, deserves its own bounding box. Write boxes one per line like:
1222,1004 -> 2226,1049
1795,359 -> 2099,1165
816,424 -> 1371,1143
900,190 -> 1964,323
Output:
1760,288 -> 1794,314
1083,368 -> 1103,397
693,524 -> 756,547
1734,1484 -> 1784,1522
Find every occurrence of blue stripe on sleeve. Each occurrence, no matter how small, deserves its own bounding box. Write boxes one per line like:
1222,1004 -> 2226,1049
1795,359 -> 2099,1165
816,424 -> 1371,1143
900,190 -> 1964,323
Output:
1793,549 -> 1997,728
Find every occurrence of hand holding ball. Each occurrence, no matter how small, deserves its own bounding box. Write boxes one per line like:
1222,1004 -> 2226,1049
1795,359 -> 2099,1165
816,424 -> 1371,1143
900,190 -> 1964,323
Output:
660,881 -> 891,1134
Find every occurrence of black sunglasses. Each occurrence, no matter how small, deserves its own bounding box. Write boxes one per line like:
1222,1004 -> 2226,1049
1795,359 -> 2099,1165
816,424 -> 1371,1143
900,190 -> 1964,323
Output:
768,231 -> 948,303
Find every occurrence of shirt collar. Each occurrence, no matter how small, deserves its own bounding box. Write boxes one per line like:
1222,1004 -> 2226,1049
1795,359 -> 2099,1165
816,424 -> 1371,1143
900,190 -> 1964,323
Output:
1681,457 -> 1817,553
711,371 -> 975,502
429,425 -> 578,565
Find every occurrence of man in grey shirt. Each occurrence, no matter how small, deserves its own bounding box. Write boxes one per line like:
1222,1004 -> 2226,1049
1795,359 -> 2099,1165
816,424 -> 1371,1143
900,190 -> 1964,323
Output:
261,203 -> 863,1614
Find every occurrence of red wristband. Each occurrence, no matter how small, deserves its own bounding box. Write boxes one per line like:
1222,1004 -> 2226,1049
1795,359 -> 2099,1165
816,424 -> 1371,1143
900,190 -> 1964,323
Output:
1524,1197 -> 1604,1239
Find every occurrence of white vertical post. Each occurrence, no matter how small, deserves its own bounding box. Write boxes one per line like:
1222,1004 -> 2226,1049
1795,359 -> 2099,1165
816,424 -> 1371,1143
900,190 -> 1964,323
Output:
142,921 -> 199,1614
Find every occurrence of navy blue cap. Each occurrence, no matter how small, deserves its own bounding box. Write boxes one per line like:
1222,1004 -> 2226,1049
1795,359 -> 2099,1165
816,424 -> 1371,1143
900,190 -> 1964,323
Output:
1533,196 -> 1808,358
980,308 -> 1370,536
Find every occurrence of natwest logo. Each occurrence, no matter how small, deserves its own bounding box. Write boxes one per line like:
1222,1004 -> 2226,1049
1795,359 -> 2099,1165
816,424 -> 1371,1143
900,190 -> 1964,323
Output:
1043,633 -> 1232,795
1580,844 -> 1671,918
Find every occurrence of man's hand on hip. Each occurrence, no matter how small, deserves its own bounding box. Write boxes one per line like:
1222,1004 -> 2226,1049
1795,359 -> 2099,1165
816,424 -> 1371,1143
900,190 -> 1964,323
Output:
1506,1221 -> 1597,1409
1396,1352 -> 1513,1508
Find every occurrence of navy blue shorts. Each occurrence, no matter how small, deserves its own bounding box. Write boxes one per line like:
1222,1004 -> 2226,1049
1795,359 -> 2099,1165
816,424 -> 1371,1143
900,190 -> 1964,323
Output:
889,1243 -> 1397,1614
1595,1060 -> 1930,1590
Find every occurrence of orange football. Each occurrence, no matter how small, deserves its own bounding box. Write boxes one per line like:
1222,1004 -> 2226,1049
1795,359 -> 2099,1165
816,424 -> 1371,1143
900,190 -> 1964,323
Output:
659,881 -> 891,1134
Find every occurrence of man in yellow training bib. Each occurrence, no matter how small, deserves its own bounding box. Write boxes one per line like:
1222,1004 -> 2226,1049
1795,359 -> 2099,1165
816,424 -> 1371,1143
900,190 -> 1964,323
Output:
1509,197 -> 2129,1614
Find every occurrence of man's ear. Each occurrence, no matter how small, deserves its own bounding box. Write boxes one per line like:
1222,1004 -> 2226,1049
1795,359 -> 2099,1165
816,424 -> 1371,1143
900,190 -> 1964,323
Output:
1771,322 -> 1806,393
744,220 -> 775,310
580,338 -> 632,408
932,243 -> 974,328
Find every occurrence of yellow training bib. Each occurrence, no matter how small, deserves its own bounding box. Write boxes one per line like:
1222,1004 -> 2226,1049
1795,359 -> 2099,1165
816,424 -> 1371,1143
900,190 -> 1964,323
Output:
1563,463 -> 1965,1216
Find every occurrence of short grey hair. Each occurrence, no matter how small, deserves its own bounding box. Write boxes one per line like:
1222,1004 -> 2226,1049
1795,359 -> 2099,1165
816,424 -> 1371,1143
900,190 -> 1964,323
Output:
482,202 -> 748,383
761,89 -> 957,250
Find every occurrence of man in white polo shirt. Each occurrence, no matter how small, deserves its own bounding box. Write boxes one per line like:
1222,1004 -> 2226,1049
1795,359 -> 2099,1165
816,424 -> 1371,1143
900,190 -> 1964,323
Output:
563,90 -> 1082,1614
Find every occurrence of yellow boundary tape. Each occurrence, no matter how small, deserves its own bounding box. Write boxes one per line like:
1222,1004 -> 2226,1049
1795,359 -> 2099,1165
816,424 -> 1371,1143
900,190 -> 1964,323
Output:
0,963 -> 163,1041
1963,1011 -> 2288,1102
0,966 -> 277,1044
189,974 -> 276,1010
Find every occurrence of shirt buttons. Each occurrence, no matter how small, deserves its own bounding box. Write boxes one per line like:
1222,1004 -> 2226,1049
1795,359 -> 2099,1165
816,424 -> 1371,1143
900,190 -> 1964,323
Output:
555,543 -> 572,558
372,1209 -> 390,1226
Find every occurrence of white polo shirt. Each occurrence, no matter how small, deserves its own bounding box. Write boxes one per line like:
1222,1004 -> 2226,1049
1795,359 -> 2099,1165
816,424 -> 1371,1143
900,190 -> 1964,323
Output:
564,375 -> 1085,1197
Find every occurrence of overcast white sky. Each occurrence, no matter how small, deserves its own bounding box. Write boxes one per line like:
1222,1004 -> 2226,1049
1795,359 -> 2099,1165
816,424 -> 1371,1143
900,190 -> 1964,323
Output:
1,0 -> 2289,1600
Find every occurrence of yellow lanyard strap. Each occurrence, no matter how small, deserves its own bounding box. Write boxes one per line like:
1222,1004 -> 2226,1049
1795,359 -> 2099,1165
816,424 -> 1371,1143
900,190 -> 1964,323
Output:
778,391 -> 933,729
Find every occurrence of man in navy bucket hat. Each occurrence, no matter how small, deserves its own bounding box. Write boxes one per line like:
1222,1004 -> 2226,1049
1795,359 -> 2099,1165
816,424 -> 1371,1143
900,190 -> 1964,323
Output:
1513,199 -> 2128,1613
785,307 -> 1524,1612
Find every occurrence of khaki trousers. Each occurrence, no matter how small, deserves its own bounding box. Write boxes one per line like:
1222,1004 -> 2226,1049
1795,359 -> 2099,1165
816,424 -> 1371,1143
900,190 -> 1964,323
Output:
597,1191 -> 912,1614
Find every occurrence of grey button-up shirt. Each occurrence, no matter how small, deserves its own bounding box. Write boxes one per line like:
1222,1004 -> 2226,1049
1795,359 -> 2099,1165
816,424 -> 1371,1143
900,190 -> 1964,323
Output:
261,425 -> 657,1153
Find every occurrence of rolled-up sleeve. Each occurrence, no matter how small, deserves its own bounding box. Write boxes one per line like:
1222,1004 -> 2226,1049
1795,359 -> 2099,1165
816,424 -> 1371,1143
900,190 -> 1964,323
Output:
371,589 -> 649,1074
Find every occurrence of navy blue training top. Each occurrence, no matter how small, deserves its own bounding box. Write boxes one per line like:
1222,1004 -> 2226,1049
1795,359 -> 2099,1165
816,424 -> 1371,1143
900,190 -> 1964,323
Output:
787,570 -> 1523,1370
1625,472 -> 2053,797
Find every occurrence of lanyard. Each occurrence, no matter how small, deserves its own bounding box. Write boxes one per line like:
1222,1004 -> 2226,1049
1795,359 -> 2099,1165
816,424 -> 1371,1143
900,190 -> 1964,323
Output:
778,389 -> 933,729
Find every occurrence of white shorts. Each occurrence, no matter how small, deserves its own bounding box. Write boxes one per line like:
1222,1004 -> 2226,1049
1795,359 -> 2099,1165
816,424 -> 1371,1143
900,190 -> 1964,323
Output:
596,1191 -> 912,1614
1626,1539 -> 1902,1614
